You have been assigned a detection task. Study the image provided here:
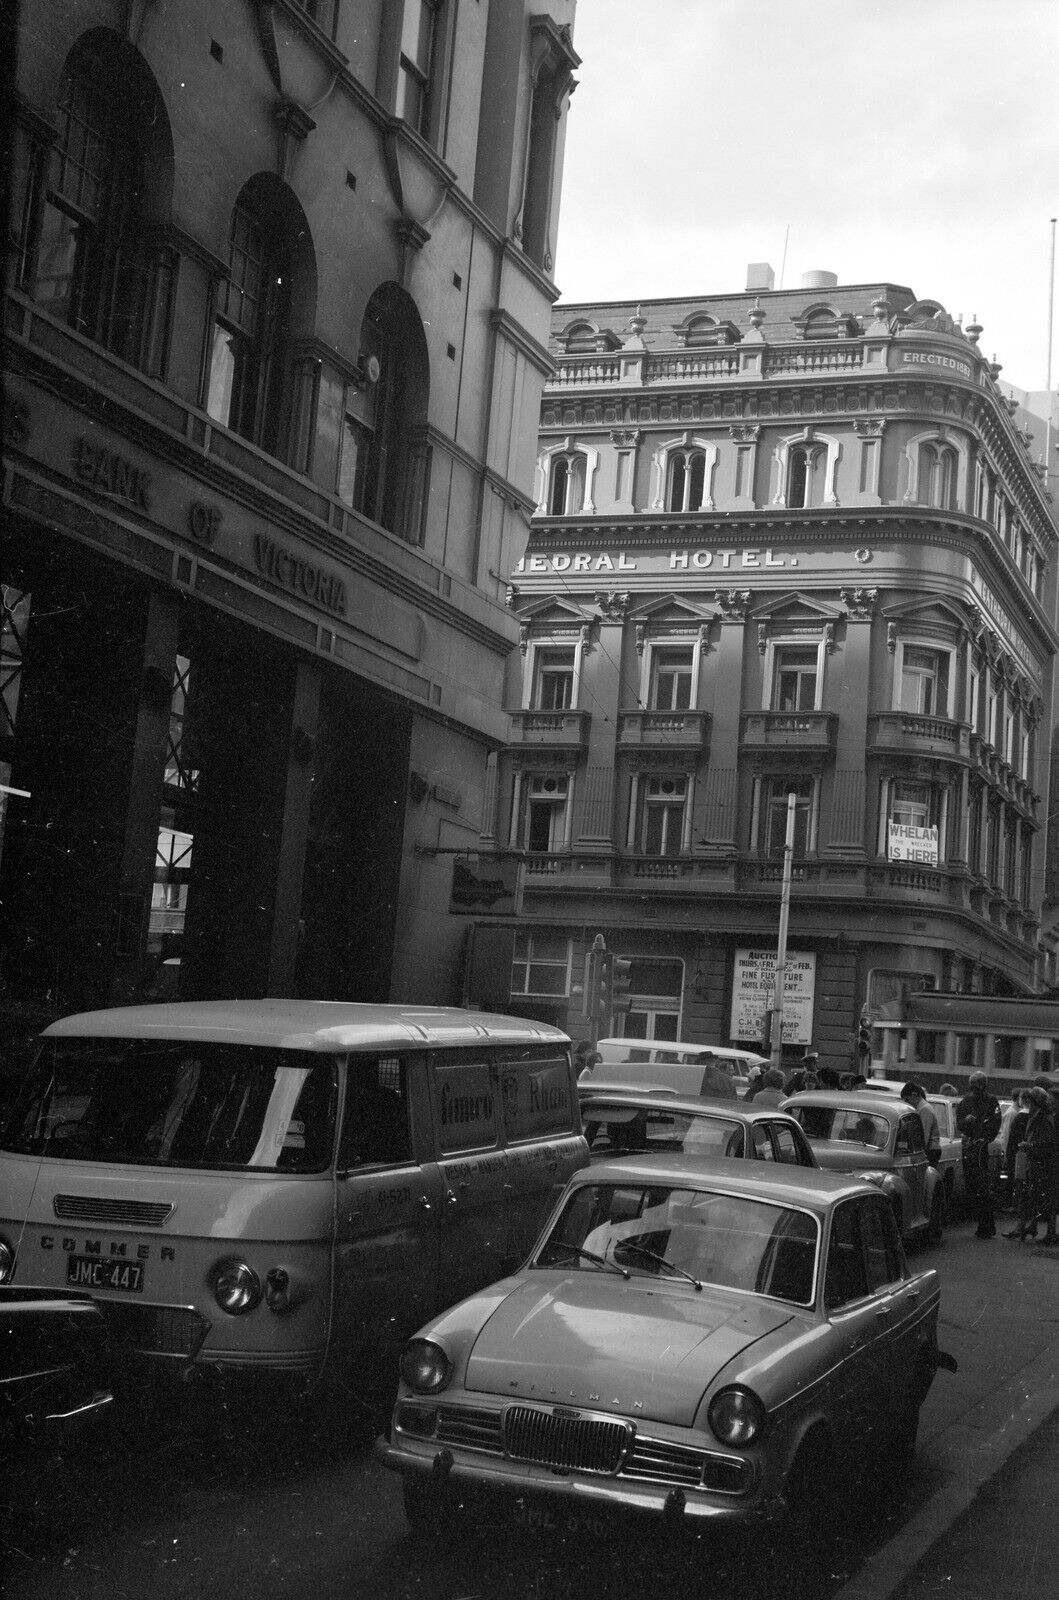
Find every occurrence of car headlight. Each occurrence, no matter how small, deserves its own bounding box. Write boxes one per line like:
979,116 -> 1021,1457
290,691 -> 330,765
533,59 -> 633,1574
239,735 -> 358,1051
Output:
708,1386 -> 767,1447
210,1258 -> 262,1316
399,1338 -> 452,1394
0,1236 -> 14,1284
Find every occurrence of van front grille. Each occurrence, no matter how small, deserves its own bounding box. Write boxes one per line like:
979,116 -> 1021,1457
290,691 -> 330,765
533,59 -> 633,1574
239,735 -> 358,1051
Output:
54,1195 -> 174,1228
99,1302 -> 211,1358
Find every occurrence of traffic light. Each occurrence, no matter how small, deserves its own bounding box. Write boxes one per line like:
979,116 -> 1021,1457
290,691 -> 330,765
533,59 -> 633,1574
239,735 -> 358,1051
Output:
857,1018 -> 873,1063
584,935 -> 608,1043
610,957 -> 633,1015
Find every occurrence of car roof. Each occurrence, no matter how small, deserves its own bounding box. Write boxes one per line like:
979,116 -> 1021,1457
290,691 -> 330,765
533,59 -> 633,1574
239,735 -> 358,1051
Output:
41,1001 -> 570,1052
572,1151 -> 876,1211
578,1089 -> 801,1123
782,1090 -> 911,1119
596,1038 -> 766,1065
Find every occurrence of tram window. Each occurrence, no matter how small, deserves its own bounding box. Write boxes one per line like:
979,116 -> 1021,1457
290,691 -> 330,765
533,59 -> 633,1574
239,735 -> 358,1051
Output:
914,1031 -> 941,1065
993,1037 -> 1026,1074
956,1035 -> 979,1068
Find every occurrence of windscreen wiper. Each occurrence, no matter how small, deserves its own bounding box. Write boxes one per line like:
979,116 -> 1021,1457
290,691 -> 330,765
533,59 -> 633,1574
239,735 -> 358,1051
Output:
617,1242 -> 702,1290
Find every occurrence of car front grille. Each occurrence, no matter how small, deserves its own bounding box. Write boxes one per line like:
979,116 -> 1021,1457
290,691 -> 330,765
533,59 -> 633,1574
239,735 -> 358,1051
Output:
99,1302 -> 211,1359
503,1405 -> 632,1475
623,1436 -> 709,1488
437,1404 -> 504,1451
54,1195 -> 174,1227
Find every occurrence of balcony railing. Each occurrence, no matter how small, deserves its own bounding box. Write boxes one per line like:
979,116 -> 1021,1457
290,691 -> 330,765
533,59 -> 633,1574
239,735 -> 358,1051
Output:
616,709 -> 710,749
739,711 -> 838,753
509,708 -> 591,749
867,712 -> 970,762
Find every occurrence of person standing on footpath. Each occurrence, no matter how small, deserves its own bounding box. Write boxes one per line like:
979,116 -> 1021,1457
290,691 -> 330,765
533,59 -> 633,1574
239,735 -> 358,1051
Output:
956,1071 -> 1002,1238
1004,1091 -> 1034,1239
901,1081 -> 942,1167
1022,1086 -> 1059,1246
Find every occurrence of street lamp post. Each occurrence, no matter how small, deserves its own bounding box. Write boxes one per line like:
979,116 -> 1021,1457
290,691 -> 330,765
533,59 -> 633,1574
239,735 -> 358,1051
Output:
769,791 -> 798,1074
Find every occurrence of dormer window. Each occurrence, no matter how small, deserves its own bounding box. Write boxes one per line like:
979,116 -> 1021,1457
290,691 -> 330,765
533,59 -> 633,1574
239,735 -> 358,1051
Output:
666,449 -> 707,512
803,309 -> 840,339
549,452 -> 586,515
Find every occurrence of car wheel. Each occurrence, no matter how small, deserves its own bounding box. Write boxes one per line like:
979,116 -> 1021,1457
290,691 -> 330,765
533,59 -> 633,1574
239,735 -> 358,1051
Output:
928,1187 -> 944,1244
402,1473 -> 456,1543
782,1431 -> 834,1550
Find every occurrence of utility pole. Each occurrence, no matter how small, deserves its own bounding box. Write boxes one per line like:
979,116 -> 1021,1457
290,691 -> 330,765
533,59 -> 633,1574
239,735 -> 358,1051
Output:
769,791 -> 798,1073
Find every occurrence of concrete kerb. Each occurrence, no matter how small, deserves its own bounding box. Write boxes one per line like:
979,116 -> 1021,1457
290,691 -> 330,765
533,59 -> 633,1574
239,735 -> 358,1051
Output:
833,1338 -> 1059,1600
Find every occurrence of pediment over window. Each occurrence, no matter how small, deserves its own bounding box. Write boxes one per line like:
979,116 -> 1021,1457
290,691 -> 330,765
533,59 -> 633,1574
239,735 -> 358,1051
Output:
749,592 -> 846,625
556,318 -> 621,352
627,595 -> 717,627
792,304 -> 860,340
672,313 -> 740,347
514,595 -> 594,628
882,596 -> 970,635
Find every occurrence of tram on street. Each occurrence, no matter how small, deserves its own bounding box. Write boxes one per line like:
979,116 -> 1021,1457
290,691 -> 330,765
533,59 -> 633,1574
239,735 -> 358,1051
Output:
872,991 -> 1059,1095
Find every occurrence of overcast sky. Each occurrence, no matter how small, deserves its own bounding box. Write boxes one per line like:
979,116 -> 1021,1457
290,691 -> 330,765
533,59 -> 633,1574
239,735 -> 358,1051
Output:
555,0 -> 1059,394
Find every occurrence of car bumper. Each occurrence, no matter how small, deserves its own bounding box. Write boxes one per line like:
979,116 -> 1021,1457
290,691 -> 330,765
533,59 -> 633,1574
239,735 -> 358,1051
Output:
374,1433 -> 782,1527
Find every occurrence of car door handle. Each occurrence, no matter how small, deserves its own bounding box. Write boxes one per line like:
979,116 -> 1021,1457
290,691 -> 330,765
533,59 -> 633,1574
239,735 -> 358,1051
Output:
419,1195 -> 432,1211
875,1304 -> 892,1320
445,1191 -> 459,1208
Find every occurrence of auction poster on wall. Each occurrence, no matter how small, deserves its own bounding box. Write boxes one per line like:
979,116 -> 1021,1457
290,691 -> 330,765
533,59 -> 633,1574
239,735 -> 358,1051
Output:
730,949 -> 816,1047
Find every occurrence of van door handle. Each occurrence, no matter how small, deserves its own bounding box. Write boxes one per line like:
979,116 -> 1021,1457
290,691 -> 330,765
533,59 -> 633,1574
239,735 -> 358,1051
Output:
445,1191 -> 459,1208
419,1196 -> 432,1211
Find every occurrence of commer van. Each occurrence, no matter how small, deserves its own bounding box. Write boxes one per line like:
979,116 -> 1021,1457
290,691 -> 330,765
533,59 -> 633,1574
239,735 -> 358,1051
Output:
0,1001 -> 587,1384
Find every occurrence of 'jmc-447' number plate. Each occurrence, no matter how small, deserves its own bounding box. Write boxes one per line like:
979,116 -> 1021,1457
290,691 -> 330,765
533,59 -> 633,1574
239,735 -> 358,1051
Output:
67,1255 -> 144,1293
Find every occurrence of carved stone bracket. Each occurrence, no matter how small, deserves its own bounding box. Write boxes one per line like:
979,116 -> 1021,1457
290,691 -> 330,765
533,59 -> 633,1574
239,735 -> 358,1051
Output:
714,589 -> 751,621
595,592 -> 630,622
757,623 -> 768,656
610,429 -> 642,448
840,587 -> 878,620
729,425 -> 761,442
852,418 -> 887,437
635,623 -> 646,656
824,622 -> 835,654
887,622 -> 898,654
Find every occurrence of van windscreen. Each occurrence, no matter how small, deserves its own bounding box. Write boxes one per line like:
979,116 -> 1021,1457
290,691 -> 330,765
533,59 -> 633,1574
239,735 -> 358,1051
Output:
1,1038 -> 338,1172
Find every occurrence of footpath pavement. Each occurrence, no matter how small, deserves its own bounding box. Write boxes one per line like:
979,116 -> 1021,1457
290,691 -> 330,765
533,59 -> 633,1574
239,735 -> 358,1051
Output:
834,1218 -> 1059,1600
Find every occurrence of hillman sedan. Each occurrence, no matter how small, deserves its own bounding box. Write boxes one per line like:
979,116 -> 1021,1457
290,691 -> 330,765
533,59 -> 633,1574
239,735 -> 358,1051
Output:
781,1091 -> 945,1243
376,1155 -> 955,1543
578,1089 -> 816,1168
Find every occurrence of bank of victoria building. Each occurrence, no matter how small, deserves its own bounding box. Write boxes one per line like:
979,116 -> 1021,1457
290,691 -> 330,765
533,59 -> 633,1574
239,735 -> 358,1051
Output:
3,1 -> 579,1038
489,273 -> 1059,1067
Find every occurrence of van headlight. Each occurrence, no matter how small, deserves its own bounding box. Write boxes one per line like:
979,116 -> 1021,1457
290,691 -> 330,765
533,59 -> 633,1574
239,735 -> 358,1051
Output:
708,1386 -> 767,1447
210,1258 -> 262,1316
399,1338 -> 452,1394
0,1237 -> 14,1284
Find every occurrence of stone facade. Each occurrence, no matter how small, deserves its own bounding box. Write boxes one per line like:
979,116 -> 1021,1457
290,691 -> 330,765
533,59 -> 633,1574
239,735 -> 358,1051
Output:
479,277 -> 1059,1074
1,0 -> 578,1042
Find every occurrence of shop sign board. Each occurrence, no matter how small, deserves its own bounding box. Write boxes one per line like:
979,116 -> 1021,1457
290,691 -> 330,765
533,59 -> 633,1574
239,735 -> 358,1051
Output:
888,822 -> 939,866
730,949 -> 816,1047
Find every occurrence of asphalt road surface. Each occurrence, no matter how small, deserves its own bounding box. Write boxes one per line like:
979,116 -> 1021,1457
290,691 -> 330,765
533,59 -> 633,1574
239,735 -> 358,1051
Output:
4,1217 -> 1056,1600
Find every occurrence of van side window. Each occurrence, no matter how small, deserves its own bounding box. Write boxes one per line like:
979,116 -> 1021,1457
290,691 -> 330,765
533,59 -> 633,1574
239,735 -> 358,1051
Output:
338,1056 -> 412,1167
501,1052 -> 575,1141
436,1059 -> 498,1153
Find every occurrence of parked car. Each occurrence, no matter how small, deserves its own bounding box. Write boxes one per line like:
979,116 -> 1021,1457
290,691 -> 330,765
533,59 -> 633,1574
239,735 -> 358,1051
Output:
781,1091 -> 945,1244
578,1089 -> 817,1169
1,1286 -> 113,1439
862,1082 -> 1006,1208
0,1002 -> 586,1385
583,1039 -> 767,1099
376,1154 -> 955,1543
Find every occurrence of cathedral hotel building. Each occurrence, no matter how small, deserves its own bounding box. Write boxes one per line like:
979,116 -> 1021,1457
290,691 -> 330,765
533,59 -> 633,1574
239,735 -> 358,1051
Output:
480,270 -> 1059,1070
2,1 -> 580,1046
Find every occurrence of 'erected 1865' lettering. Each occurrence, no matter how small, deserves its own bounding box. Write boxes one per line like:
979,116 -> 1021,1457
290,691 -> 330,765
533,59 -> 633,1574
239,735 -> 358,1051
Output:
254,535 -> 347,616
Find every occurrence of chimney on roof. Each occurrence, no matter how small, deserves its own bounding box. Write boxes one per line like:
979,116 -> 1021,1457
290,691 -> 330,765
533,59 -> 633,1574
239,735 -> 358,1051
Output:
746,262 -> 775,292
801,269 -> 839,290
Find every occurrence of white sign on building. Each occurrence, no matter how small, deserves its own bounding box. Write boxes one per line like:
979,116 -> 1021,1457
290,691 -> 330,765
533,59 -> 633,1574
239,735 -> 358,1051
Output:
888,822 -> 939,866
730,949 -> 816,1047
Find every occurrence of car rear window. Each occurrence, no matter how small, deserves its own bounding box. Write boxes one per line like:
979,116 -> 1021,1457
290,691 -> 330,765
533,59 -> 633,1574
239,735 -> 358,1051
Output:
583,1106 -> 744,1159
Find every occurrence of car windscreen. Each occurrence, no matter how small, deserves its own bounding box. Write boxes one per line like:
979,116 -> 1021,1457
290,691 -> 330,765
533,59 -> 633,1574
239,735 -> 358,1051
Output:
582,1105 -> 744,1159
1,1038 -> 338,1172
535,1181 -> 818,1305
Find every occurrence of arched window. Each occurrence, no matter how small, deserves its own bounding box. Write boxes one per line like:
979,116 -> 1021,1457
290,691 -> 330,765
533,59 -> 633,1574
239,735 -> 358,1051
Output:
207,177 -> 317,464
337,284 -> 430,538
803,309 -> 839,339
548,452 -> 587,515
787,444 -> 826,508
916,442 -> 958,508
666,450 -> 707,512
28,31 -> 174,372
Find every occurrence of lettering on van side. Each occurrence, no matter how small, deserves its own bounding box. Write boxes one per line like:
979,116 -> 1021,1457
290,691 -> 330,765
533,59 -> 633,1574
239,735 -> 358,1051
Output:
440,1081 -> 494,1125
529,1081 -> 569,1113
40,1236 -> 175,1261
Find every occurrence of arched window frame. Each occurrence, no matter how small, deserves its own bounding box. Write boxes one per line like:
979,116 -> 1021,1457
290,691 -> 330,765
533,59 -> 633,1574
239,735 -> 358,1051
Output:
536,438 -> 598,515
649,434 -> 718,511
877,777 -> 950,865
891,635 -> 957,719
750,774 -> 819,856
24,30 -> 175,375
510,768 -> 574,852
628,771 -> 693,856
771,430 -> 840,508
